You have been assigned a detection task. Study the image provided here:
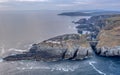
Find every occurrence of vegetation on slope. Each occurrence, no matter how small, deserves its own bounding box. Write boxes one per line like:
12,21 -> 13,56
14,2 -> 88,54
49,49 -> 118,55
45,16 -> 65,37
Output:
97,16 -> 120,47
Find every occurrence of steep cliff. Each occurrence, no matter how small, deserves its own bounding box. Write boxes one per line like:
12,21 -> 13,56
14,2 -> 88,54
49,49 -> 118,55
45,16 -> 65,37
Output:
96,16 -> 120,56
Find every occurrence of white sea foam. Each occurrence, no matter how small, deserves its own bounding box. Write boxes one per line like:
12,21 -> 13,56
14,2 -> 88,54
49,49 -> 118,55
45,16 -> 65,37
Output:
0,45 -> 5,54
17,66 -> 50,70
17,64 -> 77,72
16,61 -> 79,72
17,65 -> 77,72
8,48 -> 27,52
51,65 -> 77,72
89,61 -> 106,75
0,58 -> 3,62
16,62 -> 50,70
24,44 -> 33,50
68,25 -> 76,30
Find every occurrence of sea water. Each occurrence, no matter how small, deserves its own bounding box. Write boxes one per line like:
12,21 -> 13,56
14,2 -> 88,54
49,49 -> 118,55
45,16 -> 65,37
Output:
0,10 -> 119,75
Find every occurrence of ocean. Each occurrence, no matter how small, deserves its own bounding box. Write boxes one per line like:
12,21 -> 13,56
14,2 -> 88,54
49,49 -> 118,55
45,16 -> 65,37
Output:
0,10 -> 119,75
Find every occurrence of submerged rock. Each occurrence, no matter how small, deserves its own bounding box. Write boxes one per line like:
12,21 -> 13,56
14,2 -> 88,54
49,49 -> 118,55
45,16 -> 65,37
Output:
3,34 -> 93,61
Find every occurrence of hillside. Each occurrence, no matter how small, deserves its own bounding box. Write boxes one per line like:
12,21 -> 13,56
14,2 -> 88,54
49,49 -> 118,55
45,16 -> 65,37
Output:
96,16 -> 120,56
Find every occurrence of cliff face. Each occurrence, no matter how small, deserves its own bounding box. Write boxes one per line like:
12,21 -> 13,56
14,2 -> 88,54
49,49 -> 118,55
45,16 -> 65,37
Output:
74,14 -> 120,57
96,16 -> 120,56
4,34 -> 93,61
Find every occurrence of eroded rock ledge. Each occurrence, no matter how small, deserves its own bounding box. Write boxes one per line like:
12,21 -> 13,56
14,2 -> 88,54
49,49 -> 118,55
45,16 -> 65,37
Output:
96,46 -> 120,56
3,34 -> 93,61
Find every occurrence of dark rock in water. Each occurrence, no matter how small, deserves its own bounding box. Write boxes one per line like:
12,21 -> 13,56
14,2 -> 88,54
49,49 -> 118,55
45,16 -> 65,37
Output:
3,34 -> 93,61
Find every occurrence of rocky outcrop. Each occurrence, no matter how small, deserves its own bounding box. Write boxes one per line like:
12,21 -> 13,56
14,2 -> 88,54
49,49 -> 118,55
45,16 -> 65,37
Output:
3,34 -> 93,61
74,14 -> 120,40
73,14 -> 120,57
96,16 -> 120,56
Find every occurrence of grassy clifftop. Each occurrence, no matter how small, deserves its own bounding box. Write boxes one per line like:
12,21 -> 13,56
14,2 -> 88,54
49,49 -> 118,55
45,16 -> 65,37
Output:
40,34 -> 90,48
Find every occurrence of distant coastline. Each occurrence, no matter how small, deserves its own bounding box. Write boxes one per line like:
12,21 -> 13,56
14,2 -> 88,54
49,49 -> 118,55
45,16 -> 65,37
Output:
58,10 -> 120,16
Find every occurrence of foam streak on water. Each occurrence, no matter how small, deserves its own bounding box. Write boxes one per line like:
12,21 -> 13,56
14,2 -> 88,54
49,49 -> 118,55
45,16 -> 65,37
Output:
50,64 -> 78,72
15,61 -> 80,72
89,61 -> 106,75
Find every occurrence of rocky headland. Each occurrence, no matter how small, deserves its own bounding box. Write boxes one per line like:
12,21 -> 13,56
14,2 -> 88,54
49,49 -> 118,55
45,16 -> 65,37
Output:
3,34 -> 93,61
3,14 -> 120,61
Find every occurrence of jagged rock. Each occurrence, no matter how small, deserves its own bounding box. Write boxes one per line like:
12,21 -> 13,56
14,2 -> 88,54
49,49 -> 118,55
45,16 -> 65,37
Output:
75,47 -> 93,59
96,46 -> 120,56
3,34 -> 93,61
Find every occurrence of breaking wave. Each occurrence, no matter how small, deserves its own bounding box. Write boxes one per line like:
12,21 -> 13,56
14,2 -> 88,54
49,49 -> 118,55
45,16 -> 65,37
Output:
0,58 -> 3,63
0,45 -> 5,55
0,43 -> 32,57
89,61 -> 106,75
8,48 -> 27,53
